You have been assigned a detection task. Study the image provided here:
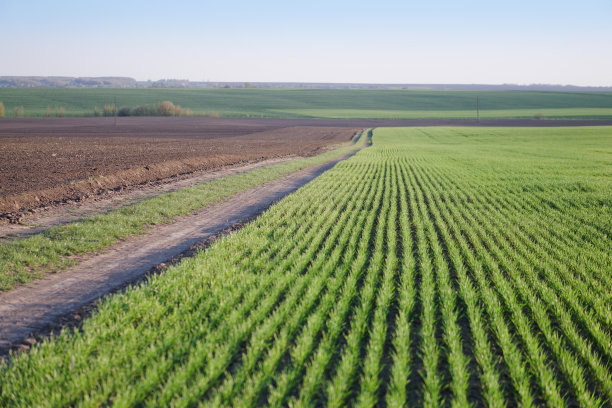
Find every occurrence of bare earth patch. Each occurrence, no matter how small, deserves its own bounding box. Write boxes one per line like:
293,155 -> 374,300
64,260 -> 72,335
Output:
0,117 -> 360,216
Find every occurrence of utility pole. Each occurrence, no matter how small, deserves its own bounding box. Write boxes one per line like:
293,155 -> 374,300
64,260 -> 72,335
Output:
476,96 -> 480,124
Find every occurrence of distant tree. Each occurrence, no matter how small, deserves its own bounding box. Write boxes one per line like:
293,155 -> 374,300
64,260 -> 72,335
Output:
118,106 -> 131,116
93,106 -> 100,117
157,101 -> 176,116
0,102 -> 4,118
13,106 -> 24,117
55,106 -> 65,117
244,82 -> 255,88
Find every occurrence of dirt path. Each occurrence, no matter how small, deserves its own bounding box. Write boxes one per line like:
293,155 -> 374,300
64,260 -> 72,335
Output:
0,150 -> 359,356
0,156 -> 294,241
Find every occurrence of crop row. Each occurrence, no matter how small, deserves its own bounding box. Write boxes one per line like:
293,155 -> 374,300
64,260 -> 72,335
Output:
1,126 -> 610,406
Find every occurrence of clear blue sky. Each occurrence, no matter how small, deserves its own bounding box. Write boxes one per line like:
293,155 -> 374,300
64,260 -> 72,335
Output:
2,0 -> 611,85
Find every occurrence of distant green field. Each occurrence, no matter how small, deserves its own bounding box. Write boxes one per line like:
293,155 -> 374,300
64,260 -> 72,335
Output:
271,107 -> 612,120
1,88 -> 612,119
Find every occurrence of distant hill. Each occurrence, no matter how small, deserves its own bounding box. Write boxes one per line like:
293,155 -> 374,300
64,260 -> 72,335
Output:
0,76 -> 611,91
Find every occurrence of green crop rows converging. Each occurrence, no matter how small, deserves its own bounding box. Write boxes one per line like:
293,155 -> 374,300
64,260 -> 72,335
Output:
1,126 -> 611,406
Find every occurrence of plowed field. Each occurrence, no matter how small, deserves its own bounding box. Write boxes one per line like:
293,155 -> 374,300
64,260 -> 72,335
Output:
0,117 -> 360,215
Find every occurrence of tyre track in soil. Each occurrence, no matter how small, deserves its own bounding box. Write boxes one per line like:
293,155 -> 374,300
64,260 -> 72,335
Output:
0,148 -> 361,356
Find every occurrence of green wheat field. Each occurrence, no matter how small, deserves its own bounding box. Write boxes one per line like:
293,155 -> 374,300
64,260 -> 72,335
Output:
2,126 -> 610,407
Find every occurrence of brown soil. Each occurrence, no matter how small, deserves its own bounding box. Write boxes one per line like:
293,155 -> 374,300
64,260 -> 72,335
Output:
0,117 -> 361,217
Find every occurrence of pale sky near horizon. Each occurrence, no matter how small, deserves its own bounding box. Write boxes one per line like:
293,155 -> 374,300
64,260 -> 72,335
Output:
2,0 -> 611,86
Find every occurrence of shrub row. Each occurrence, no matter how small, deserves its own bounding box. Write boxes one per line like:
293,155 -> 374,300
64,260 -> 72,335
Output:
94,101 -> 193,117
